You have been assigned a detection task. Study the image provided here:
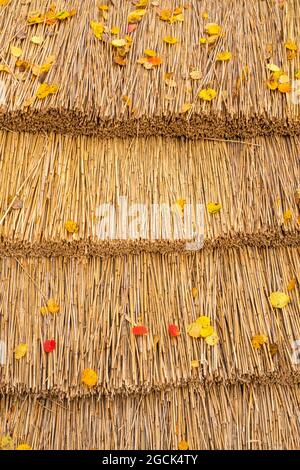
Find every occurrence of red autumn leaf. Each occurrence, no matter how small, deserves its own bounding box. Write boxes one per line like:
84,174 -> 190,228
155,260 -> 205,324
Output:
128,24 -> 137,33
168,324 -> 180,337
132,325 -> 148,336
43,339 -> 56,353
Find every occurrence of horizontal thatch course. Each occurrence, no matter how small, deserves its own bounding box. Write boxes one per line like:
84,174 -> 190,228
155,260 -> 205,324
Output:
1,247 -> 299,397
0,132 -> 299,257
1,383 -> 300,449
0,0 -> 300,138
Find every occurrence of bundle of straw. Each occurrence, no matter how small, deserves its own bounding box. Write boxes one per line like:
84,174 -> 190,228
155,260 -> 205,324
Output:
1,383 -> 300,449
0,132 -> 298,257
0,246 -> 299,397
0,1 -> 299,138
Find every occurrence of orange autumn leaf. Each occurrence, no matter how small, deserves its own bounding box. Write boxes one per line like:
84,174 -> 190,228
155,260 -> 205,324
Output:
278,82 -> 291,93
114,56 -> 127,66
148,56 -> 162,66
287,278 -> 296,291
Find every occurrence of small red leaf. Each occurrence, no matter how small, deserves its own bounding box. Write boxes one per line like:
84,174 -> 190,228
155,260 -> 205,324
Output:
132,325 -> 148,336
43,339 -> 56,353
168,324 -> 180,337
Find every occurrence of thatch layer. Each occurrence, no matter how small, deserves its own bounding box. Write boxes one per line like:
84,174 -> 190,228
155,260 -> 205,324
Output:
1,383 -> 300,449
1,247 -> 299,397
0,0 -> 300,138
0,132 -> 299,257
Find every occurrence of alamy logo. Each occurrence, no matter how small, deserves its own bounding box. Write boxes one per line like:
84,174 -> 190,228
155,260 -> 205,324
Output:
0,340 -> 6,366
290,80 -> 300,105
95,196 -> 205,250
291,339 -> 300,364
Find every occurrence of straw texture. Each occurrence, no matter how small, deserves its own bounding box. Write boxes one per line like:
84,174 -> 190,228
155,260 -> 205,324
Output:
0,132 -> 299,257
1,383 -> 300,449
1,246 -> 299,397
0,0 -> 300,138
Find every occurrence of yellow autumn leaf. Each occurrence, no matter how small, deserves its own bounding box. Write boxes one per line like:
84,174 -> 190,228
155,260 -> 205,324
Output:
175,198 -> 186,211
199,37 -> 207,44
266,63 -> 281,72
208,35 -> 220,45
32,55 -> 56,76
278,74 -> 289,84
287,50 -> 297,60
205,332 -> 219,346
16,443 -> 32,450
187,321 -> 202,338
295,70 -> 300,79
111,38 -> 126,47
202,11 -> 209,19
82,368 -> 98,387
180,103 -> 192,114
40,306 -> 48,315
10,45 -> 22,57
47,299 -> 60,314
191,359 -> 199,368
135,0 -> 148,6
178,440 -> 189,450
192,287 -> 198,298
65,219 -> 79,233
284,40 -> 297,51
56,10 -> 75,20
98,4 -> 109,11
0,0 -> 11,5
204,23 -> 221,36
0,64 -> 11,73
163,35 -> 178,45
90,20 -> 105,39
190,69 -> 202,80
36,83 -> 58,99
251,334 -> 268,349
0,435 -> 14,450
128,9 -> 146,23
283,209 -> 292,221
198,88 -> 217,101
206,202 -> 221,213
266,79 -> 278,91
14,343 -> 28,360
111,26 -> 120,35
269,291 -> 290,309
199,325 -> 214,338
216,51 -> 231,61
195,316 -> 211,327
144,48 -> 156,57
31,35 -> 44,45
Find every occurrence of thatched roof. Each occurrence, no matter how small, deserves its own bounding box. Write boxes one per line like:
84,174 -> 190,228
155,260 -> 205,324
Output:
1,384 -> 300,449
0,132 -> 299,257
0,246 -> 299,397
0,0 -> 299,451
0,0 -> 300,138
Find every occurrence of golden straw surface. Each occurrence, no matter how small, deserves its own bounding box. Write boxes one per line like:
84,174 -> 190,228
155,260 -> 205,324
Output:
0,0 -> 300,137
0,132 -> 299,257
1,247 -> 299,397
1,383 -> 300,449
